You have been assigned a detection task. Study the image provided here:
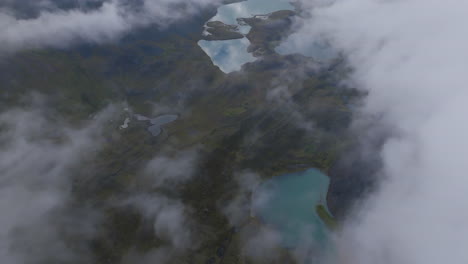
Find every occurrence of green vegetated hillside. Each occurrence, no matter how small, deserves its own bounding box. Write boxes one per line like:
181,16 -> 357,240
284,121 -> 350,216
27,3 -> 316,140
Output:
0,7 -> 363,264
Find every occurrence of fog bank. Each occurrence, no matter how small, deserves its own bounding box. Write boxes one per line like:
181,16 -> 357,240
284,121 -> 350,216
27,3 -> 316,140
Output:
286,0 -> 468,263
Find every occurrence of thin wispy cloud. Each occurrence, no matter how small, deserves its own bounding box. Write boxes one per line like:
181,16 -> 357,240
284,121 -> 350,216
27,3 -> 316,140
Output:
0,0 -> 220,54
0,101 -> 113,263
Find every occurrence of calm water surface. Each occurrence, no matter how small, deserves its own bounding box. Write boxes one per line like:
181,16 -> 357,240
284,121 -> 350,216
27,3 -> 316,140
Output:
198,0 -> 294,73
134,114 -> 178,136
252,168 -> 331,248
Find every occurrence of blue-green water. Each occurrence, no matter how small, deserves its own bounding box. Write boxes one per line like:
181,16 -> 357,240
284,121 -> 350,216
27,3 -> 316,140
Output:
252,168 -> 331,248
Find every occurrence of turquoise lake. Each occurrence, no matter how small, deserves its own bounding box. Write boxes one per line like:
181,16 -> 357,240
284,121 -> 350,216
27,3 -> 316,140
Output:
252,168 -> 331,248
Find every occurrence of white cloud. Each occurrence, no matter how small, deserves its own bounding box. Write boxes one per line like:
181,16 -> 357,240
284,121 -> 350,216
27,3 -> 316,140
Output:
240,225 -> 283,262
141,149 -> 200,188
0,2 -> 128,52
0,0 -> 220,53
222,171 -> 261,226
0,103 -> 112,263
285,0 -> 468,263
125,194 -> 194,250
116,148 -> 202,261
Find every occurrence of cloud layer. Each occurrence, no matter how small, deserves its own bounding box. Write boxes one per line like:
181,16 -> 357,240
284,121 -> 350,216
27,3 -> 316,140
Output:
0,103 -> 111,264
0,99 -> 204,263
0,0 -> 220,53
284,0 -> 468,263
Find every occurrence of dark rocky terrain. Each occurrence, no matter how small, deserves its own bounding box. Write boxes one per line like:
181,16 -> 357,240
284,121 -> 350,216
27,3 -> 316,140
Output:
0,2 -> 374,263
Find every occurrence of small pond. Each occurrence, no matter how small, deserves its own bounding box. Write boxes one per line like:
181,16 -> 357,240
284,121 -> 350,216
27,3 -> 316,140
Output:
135,114 -> 178,136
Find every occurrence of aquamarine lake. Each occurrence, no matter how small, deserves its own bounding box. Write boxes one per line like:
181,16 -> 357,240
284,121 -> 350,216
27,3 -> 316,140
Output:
252,168 -> 331,249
